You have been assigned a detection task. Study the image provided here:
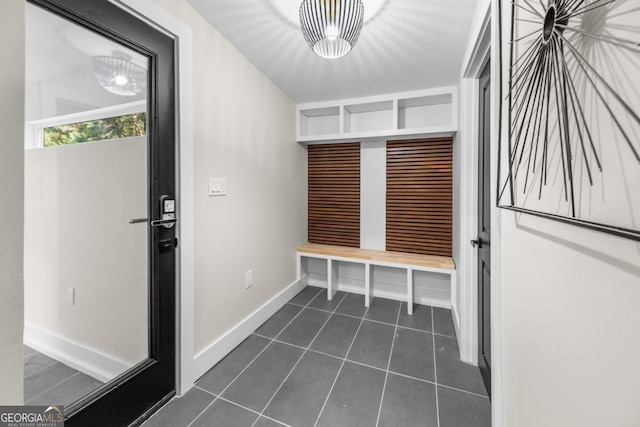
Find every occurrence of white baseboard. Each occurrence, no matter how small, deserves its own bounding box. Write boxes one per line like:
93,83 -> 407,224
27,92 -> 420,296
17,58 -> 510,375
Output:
308,278 -> 451,309
192,279 -> 305,383
23,323 -> 131,382
452,303 -> 466,362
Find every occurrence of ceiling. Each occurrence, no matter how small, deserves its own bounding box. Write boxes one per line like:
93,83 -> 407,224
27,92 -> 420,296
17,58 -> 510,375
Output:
186,0 -> 479,104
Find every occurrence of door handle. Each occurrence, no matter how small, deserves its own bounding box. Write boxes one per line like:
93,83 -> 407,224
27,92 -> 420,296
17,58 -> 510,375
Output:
129,218 -> 148,224
130,197 -> 177,228
471,238 -> 483,248
151,218 -> 177,229
130,217 -> 177,228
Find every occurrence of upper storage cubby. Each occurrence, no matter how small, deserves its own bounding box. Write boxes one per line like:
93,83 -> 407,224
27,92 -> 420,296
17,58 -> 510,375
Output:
398,93 -> 453,129
297,86 -> 457,143
298,106 -> 341,138
343,100 -> 394,133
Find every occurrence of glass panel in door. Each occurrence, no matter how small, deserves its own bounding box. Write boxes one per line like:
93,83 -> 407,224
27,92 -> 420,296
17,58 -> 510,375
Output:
24,2 -> 149,407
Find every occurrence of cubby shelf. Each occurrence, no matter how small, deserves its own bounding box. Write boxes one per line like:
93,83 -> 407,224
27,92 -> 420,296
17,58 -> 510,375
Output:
297,86 -> 457,143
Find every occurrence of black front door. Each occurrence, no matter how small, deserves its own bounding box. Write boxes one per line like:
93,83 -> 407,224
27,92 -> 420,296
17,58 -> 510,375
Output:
477,59 -> 492,398
27,1 -> 176,425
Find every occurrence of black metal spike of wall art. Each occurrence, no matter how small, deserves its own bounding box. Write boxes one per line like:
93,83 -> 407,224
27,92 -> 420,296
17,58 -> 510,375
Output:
498,0 -> 640,241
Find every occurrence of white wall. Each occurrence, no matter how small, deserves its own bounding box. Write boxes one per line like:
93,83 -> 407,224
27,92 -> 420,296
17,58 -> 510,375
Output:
360,139 -> 386,250
24,138 -> 148,380
501,215 -> 640,427
0,0 -> 25,405
498,3 -> 640,427
148,0 -> 307,359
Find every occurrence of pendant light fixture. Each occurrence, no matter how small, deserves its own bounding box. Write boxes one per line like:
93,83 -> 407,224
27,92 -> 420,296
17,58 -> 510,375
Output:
93,51 -> 147,96
299,0 -> 365,59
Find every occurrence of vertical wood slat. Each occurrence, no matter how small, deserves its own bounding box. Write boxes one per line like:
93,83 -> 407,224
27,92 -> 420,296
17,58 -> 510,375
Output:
308,142 -> 361,248
386,138 -> 453,257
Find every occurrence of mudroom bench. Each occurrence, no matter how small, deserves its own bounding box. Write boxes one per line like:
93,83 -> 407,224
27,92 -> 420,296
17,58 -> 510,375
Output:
296,243 -> 456,315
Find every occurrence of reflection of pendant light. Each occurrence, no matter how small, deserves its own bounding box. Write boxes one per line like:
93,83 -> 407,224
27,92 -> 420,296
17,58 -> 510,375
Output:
299,0 -> 364,59
93,52 -> 146,96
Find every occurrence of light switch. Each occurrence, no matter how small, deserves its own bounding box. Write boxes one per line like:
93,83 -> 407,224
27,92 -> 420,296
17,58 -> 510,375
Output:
208,178 -> 227,196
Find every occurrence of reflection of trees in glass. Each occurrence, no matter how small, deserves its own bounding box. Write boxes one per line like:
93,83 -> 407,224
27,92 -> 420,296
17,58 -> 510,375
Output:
43,112 -> 146,147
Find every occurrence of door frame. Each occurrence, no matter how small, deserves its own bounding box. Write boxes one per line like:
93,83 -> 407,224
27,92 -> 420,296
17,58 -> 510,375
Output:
457,0 -> 504,425
477,58 -> 492,397
25,0 -> 179,423
113,0 -> 195,397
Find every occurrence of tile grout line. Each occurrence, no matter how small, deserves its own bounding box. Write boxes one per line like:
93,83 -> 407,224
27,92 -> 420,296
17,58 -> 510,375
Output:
23,349 -> 38,358
250,290 -> 349,426
185,299 -> 313,427
251,337 -> 489,399
306,290 -> 348,314
254,334 -> 387,374
438,382 -> 491,399
187,292 -> 328,427
195,390 -> 293,427
292,301 -> 457,338
187,287 -> 325,427
313,303 -> 370,427
249,291 -> 343,427
185,396 -> 219,427
186,291 -> 467,427
190,287 -> 326,426
432,306 -> 441,427
23,360 -> 60,380
25,371 -> 80,404
271,288 -> 324,342
374,300 -> 403,427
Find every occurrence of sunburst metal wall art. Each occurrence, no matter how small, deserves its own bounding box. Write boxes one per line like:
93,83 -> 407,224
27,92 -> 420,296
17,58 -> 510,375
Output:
499,0 -> 640,241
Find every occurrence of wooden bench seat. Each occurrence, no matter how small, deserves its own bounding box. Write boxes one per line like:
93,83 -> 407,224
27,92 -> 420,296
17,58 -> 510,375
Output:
296,243 -> 456,315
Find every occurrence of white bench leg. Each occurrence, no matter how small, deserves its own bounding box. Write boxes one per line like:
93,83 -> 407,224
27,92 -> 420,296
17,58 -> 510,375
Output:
296,253 -> 302,285
327,258 -> 338,300
365,263 -> 373,307
407,268 -> 414,315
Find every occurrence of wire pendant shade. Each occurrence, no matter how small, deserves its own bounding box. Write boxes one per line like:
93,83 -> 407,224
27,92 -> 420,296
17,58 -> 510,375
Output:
299,0 -> 364,59
93,56 -> 147,96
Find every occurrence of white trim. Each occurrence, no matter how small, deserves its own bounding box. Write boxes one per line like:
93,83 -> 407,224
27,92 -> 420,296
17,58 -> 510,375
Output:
458,0 -> 505,426
24,323 -> 131,383
113,0 -> 195,397
458,0 -> 491,367
193,280 -> 306,381
451,303 -> 461,335
489,0 -> 504,425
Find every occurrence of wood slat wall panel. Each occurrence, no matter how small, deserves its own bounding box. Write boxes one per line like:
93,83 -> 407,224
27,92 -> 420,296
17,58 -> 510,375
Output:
386,138 -> 453,257
308,142 -> 360,248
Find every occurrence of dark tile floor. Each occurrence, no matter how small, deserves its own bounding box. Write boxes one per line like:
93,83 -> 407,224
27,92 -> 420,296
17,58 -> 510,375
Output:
23,345 -> 103,406
143,286 -> 490,427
